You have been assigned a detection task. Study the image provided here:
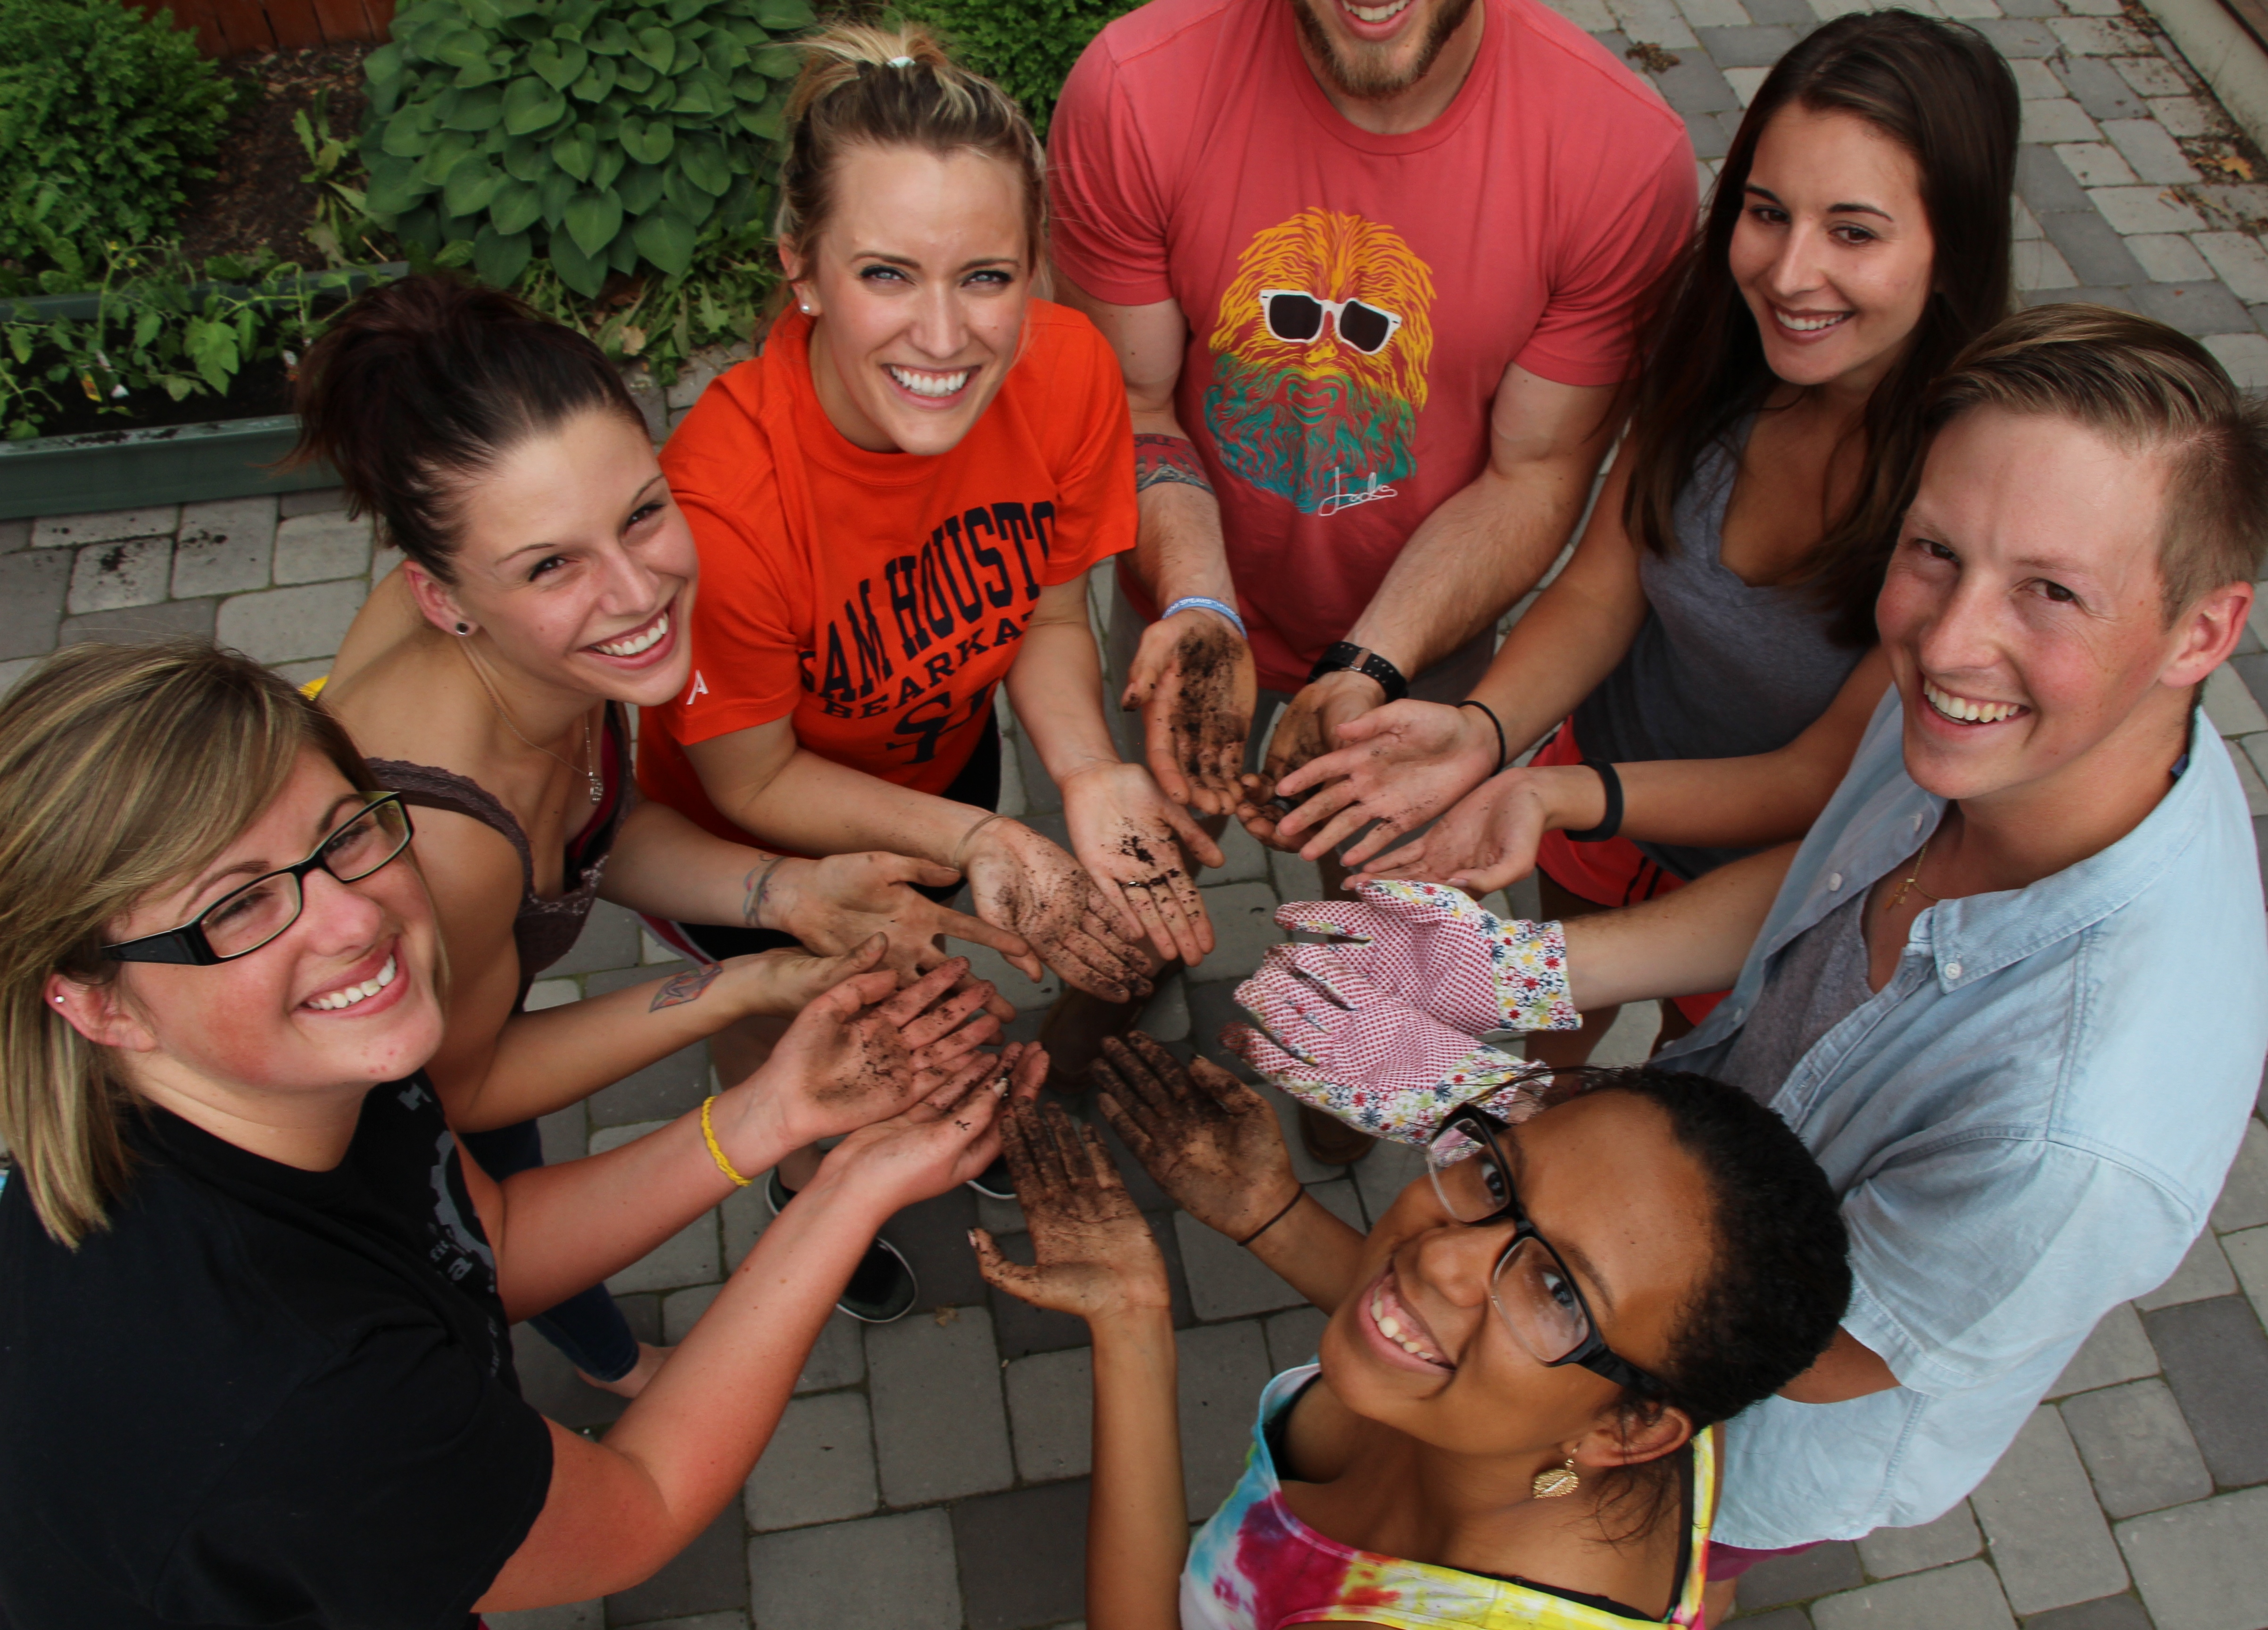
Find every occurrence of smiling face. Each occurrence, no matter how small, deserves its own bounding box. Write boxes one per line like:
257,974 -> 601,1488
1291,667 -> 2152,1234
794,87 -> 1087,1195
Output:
1876,407 -> 2235,809
90,750 -> 445,1109
1289,0 -> 1479,100
1319,1091 -> 1712,1464
414,407 -> 698,709
1730,103 -> 1936,399
788,143 -> 1031,457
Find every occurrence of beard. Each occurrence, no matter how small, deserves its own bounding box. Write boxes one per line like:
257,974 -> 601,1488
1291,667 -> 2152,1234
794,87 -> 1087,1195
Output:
1290,0 -> 1481,101
1204,353 -> 1418,516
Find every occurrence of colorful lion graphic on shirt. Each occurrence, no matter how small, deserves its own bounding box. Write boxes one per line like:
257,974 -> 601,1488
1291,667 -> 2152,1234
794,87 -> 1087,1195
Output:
1203,208 -> 1436,517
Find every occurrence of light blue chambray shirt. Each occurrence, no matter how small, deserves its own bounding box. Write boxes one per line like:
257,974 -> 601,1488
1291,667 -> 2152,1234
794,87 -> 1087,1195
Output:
1658,690 -> 2268,1549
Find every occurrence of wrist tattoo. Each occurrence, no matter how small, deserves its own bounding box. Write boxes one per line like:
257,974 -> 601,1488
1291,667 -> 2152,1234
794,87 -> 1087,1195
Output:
1134,432 -> 1214,495
743,856 -> 785,929
651,960 -> 723,1011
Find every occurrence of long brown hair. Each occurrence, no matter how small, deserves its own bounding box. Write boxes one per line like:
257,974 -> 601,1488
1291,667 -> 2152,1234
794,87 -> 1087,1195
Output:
1620,9 -> 2018,646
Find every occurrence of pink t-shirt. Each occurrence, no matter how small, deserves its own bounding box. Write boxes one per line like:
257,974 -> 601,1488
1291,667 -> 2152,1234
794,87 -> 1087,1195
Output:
1050,0 -> 1696,690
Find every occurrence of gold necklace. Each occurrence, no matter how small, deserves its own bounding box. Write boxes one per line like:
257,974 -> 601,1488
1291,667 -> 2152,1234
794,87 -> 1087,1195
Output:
1887,840 -> 1940,909
457,640 -> 602,805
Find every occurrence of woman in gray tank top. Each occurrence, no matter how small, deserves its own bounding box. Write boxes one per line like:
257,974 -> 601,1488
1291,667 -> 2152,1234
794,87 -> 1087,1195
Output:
1270,10 -> 2019,1062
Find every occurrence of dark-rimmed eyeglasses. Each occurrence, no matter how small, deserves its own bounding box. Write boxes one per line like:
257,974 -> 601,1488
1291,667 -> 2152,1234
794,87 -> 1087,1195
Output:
103,794 -> 416,966
1258,288 -> 1405,355
1425,1105 -> 1664,1397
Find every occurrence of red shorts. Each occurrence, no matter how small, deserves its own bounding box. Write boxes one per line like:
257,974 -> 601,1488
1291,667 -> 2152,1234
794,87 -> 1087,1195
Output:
1531,721 -> 1728,1030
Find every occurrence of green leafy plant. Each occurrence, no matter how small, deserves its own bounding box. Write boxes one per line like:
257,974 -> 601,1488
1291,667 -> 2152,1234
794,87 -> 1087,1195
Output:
0,246 -> 378,440
897,0 -> 1143,137
361,0 -> 815,299
0,0 -> 236,273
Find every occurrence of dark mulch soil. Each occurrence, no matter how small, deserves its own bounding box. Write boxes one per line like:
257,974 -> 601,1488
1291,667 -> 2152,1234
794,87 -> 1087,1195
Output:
177,45 -> 371,269
26,353 -> 296,441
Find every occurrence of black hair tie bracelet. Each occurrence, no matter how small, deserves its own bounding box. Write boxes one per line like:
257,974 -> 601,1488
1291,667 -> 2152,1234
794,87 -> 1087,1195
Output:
1564,760 -> 1624,843
1456,699 -> 1507,775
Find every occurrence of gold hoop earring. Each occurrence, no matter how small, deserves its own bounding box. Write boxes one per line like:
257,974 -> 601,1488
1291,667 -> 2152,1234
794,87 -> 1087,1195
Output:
1532,1457 -> 1581,1499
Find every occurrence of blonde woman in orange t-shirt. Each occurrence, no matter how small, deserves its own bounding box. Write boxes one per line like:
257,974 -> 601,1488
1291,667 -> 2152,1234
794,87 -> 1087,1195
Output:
641,26 -> 1224,1271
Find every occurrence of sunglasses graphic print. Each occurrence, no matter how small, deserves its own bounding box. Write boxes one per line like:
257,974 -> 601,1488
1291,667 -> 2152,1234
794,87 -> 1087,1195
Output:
1259,289 -> 1406,355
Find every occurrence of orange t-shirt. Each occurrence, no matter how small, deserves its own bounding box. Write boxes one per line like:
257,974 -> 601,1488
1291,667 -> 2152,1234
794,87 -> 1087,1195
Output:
639,301 -> 1136,841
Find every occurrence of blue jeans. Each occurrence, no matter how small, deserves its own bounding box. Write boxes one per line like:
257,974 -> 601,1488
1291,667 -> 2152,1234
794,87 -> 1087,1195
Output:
459,1119 -> 640,1383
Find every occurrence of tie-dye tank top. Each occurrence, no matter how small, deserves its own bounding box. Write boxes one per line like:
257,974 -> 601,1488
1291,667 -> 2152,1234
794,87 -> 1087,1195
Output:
1180,1366 -> 1714,1630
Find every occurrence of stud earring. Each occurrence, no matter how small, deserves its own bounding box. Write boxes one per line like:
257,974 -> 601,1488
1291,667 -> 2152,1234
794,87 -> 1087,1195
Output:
1531,1457 -> 1581,1499
454,622 -> 472,635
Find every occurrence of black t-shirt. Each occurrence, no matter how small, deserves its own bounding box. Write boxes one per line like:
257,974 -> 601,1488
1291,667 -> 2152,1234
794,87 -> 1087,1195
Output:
0,1075 -> 554,1629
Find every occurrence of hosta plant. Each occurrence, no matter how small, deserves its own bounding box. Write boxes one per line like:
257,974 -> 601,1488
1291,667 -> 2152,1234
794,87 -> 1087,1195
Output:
361,0 -> 814,297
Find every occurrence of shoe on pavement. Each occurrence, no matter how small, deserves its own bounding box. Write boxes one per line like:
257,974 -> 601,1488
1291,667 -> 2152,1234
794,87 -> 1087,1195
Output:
965,1157 -> 1016,1201
1297,1102 -> 1375,1167
767,1170 -> 919,1323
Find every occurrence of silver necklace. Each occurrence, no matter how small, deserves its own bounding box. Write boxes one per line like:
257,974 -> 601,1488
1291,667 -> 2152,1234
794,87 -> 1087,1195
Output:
458,641 -> 602,805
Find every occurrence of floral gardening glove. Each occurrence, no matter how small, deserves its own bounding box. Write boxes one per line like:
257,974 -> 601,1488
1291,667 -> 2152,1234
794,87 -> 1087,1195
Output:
1225,946 -> 1548,1146
1273,878 -> 1581,1035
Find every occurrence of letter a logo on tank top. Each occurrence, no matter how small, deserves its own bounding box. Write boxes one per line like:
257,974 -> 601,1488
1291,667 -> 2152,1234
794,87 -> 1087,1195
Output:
1201,208 -> 1436,518
687,670 -> 709,704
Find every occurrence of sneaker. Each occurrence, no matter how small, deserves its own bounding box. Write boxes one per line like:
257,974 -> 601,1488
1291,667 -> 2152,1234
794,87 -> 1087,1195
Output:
965,1157 -> 1016,1201
765,1170 -> 919,1323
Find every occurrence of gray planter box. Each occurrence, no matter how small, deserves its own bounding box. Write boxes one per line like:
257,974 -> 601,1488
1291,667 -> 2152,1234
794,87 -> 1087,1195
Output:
0,265 -> 403,520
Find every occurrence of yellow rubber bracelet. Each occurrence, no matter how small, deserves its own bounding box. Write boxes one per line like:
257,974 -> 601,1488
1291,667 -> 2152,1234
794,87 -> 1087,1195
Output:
699,1094 -> 751,1188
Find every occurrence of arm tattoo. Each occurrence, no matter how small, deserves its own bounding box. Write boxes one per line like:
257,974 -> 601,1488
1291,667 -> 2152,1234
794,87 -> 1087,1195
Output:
1134,432 -> 1214,495
651,961 -> 723,1011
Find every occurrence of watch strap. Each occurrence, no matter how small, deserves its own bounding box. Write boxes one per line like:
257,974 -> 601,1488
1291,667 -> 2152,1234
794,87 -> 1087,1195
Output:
1308,640 -> 1409,703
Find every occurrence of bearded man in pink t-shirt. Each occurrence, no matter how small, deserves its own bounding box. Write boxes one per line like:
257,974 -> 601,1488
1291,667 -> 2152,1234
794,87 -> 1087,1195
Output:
1045,0 -> 1696,1148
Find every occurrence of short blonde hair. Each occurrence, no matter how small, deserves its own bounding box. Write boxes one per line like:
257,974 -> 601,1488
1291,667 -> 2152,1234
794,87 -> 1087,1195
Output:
1926,303 -> 2268,619
0,641 -> 376,1246
774,20 -> 1045,271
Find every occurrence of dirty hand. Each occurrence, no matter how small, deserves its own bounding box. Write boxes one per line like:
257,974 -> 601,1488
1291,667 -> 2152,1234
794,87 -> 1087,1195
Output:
960,817 -> 1156,1004
1060,759 -> 1224,968
763,851 -> 1036,1020
1091,1032 -> 1298,1244
1266,699 -> 1499,866
1123,606 -> 1257,817
824,1042 -> 1046,1214
1354,763 -> 1599,896
1237,670 -> 1388,850
971,1100 -> 1173,1323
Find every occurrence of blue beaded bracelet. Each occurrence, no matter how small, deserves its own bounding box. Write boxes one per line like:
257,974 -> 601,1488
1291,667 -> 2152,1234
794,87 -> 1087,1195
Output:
1162,595 -> 1247,640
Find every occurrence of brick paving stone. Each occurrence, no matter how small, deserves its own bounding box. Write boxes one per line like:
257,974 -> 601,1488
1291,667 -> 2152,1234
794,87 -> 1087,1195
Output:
1976,17 -> 2061,56
215,579 -> 367,664
172,497 -> 276,598
2101,118 -> 2199,183
0,548 -> 70,661
2208,666 -> 2268,735
1728,1612 -> 1811,1630
2041,209 -> 2153,283
2116,56 -> 2193,98
2011,58 -> 2068,100
487,1602 -> 604,1630
1809,1560 -> 2017,1630
2091,185 -> 2207,236
1678,0 -> 1751,27
2062,1379 -> 2214,1518
2016,239 -> 2082,289
1006,1346 -> 1093,1482
1723,65 -> 1771,104
607,1506 -> 747,1626
2193,232 -> 2268,305
278,486 -> 348,517
30,506 -> 178,548
743,1389 -> 879,1531
2126,233 -> 2214,282
1855,1501 -> 1983,1579
0,518 -> 29,552
746,1509 -> 962,1630
1606,0 -> 1699,49
951,1480 -> 1091,1630
1696,22 -> 1799,62
2222,1225 -> 2268,1321
273,511 -> 373,584
1263,1305 -> 1331,1372
1175,1206 -> 1306,1321
2054,55 -> 2154,120
1141,976 -> 1191,1042
1199,881 -> 1289,982
1970,1406 -> 2130,1613
867,1305 -> 1016,1506
2210,1117 -> 2268,1232
1741,0 -> 1814,23
602,1208 -> 720,1296
2149,94 -> 2216,135
2050,17 -> 2156,56
792,1311 -> 868,1394
2144,1297 -> 2268,1488
1736,1541 -> 1864,1611
2057,140 -> 2140,187
628,1615 -> 747,1630
588,1041 -> 712,1127
550,900 -> 646,976
2029,100 -> 2107,144
2135,1231 -> 2237,1311
2201,332 -> 2268,389
0,657 -> 39,698
662,1282 -> 720,1344
2019,144 -> 2099,216
2116,1487 -> 2268,1630
510,1319 -> 628,1430
2130,280 -> 2257,336
885,1185 -> 991,1311
1351,1127 -> 1429,1222
1206,814 -> 1273,885
2020,1596 -> 2156,1630
60,597 -> 218,647
1652,55 -> 1742,115
67,534 -> 173,615
1176,1318 -> 1273,1519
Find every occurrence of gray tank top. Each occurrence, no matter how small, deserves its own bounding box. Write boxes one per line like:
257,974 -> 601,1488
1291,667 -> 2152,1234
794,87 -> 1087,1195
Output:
1571,421 -> 1865,880
1717,889 -> 1875,1106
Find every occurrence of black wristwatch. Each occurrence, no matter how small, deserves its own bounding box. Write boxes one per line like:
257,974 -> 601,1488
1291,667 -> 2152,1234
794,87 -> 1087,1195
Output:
1308,641 -> 1409,703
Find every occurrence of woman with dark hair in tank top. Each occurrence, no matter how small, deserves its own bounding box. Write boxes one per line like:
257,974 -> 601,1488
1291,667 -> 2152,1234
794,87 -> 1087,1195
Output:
308,274 -> 1032,1377
1263,10 -> 2019,1064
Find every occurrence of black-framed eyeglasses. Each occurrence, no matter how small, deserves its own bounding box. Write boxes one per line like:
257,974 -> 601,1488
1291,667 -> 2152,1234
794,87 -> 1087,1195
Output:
1425,1105 -> 1664,1397
102,794 -> 416,966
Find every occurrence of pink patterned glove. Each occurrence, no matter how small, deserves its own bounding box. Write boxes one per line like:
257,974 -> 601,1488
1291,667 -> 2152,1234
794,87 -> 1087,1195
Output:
1275,878 -> 1580,1034
1226,947 -> 1547,1146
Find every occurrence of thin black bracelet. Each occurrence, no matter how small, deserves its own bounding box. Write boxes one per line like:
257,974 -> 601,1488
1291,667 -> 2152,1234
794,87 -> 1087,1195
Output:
1239,1188 -> 1307,1247
1457,699 -> 1507,775
1564,759 -> 1624,843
